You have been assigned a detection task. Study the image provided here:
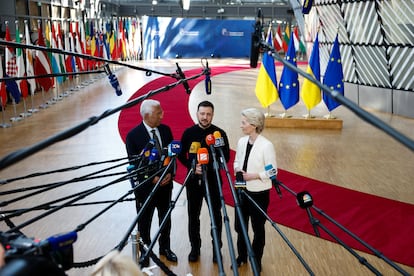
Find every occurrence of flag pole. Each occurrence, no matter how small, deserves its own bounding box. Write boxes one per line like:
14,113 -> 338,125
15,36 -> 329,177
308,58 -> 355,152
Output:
28,92 -> 39,113
10,99 -> 22,122
0,99 -> 11,128
324,111 -> 336,119
39,88 -> 49,109
20,97 -> 32,118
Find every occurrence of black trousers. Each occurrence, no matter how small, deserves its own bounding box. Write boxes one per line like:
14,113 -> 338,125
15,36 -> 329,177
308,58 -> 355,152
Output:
186,175 -> 223,252
235,189 -> 270,267
134,185 -> 172,251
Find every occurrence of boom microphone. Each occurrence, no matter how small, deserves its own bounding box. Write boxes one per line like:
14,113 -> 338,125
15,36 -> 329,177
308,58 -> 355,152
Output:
175,62 -> 191,94
265,164 -> 282,198
205,60 -> 211,95
250,9 -> 263,68
104,63 -> 122,96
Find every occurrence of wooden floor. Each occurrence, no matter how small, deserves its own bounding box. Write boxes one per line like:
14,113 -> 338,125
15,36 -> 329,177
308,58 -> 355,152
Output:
0,59 -> 413,276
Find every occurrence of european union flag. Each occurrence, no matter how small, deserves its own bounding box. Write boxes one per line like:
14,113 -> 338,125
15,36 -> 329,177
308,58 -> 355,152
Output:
279,31 -> 299,110
323,34 -> 344,112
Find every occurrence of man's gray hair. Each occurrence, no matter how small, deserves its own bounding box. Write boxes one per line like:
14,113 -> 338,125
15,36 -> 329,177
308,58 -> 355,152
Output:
140,99 -> 160,117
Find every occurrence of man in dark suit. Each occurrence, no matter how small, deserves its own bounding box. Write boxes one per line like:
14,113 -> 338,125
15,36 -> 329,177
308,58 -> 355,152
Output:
125,99 -> 177,267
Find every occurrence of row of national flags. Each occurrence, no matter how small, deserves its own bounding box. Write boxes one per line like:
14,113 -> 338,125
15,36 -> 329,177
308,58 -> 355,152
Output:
273,25 -> 306,55
0,17 -> 142,110
255,26 -> 344,114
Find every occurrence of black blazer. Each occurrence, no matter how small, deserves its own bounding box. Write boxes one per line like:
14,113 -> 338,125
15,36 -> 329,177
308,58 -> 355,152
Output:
125,123 -> 174,195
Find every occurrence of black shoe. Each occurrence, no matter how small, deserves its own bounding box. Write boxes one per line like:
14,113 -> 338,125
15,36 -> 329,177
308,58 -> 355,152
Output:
159,248 -> 178,262
188,248 -> 200,262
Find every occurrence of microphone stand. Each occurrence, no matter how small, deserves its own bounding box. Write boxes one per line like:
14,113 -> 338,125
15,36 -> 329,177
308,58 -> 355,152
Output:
200,162 -> 225,276
117,162 -> 175,274
140,157 -> 188,261
275,180 -> 410,276
208,145 -> 238,275
214,146 -> 260,276
239,189 -> 315,276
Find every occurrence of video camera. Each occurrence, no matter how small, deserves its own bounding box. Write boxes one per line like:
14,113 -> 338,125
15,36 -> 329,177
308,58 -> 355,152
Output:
0,231 -> 77,275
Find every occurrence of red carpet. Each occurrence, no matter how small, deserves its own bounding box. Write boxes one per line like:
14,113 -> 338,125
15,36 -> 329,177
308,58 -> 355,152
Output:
118,65 -> 414,268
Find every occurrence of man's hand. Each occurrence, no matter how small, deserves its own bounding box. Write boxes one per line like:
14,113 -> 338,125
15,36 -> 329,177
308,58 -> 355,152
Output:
153,173 -> 172,186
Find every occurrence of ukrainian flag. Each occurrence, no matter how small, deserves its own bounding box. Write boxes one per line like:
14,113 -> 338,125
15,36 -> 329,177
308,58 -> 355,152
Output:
301,33 -> 321,111
255,28 -> 278,108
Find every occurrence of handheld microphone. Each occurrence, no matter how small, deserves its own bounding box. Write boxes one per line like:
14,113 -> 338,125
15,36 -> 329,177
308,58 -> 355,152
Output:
148,148 -> 160,165
175,62 -> 191,94
265,164 -> 282,198
250,9 -> 263,68
213,131 -> 225,147
205,134 -> 215,147
126,164 -> 137,188
140,139 -> 156,157
197,147 -> 209,165
168,140 -> 182,156
235,171 -> 246,188
104,63 -> 122,96
189,141 -> 201,172
205,60 -> 211,95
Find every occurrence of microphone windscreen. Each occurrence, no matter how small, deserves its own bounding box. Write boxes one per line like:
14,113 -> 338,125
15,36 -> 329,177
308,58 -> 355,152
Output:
168,140 -> 182,156
213,131 -> 222,139
189,142 -> 201,154
197,148 -> 209,165
149,148 -> 160,163
265,164 -> 277,179
205,134 -> 215,146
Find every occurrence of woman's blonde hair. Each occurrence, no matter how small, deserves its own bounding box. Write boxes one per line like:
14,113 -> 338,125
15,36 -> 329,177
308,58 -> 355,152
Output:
91,250 -> 143,276
241,108 -> 265,133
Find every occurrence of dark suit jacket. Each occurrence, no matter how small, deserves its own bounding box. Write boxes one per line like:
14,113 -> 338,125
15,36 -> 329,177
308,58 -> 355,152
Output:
125,122 -> 174,197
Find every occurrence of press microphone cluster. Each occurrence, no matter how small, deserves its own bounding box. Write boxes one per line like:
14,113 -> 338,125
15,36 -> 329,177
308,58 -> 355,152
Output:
104,63 -> 122,96
265,164 -> 282,198
128,141 -> 181,185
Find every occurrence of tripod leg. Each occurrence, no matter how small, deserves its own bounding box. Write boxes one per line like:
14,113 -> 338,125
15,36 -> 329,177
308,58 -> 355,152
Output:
306,208 -> 320,237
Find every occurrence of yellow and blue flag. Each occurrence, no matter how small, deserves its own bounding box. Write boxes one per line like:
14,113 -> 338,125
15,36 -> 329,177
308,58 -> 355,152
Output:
323,34 -> 344,111
279,31 -> 299,110
255,28 -> 278,108
301,33 -> 321,110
